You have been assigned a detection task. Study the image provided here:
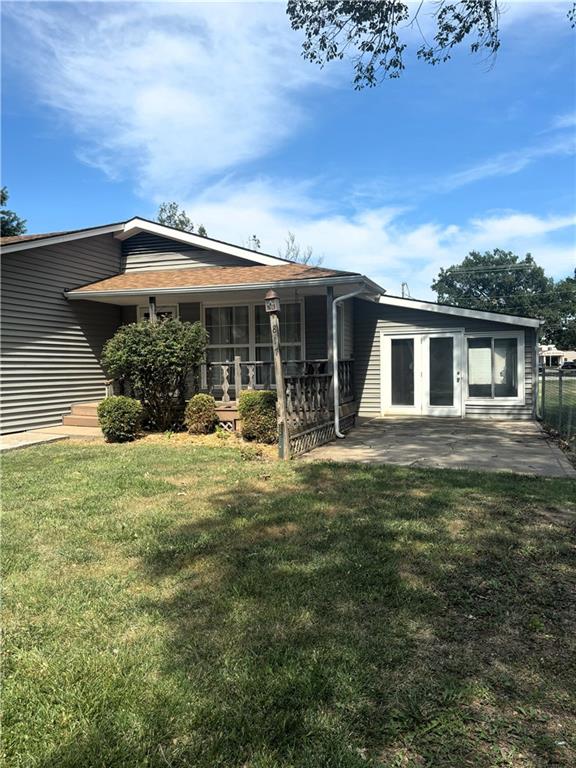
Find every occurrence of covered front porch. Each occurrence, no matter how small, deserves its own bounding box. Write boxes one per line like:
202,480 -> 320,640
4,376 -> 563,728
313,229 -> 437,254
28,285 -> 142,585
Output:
65,273 -> 381,453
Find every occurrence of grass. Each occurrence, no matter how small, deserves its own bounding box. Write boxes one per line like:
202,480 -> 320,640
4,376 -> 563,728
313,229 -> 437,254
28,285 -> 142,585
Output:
2,437 -> 576,768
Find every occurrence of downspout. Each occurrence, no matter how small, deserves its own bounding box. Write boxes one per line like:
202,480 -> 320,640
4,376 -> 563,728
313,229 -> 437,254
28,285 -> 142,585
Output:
332,285 -> 366,438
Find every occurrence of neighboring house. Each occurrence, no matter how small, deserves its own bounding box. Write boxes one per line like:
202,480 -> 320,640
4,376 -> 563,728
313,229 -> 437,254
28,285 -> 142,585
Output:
1,217 -> 541,435
539,344 -> 576,368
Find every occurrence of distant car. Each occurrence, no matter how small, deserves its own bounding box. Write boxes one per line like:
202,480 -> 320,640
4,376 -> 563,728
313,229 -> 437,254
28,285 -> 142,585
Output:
560,360 -> 576,370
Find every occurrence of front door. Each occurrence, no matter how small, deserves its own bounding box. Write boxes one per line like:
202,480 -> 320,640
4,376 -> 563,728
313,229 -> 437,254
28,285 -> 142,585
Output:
380,331 -> 463,417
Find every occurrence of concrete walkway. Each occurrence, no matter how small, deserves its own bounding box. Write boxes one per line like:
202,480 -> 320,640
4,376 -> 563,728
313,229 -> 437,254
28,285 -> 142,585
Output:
0,424 -> 103,452
305,418 -> 576,478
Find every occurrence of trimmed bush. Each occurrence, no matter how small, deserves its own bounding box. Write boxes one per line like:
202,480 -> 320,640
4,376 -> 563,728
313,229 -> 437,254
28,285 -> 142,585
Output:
97,396 -> 143,443
101,319 -> 208,431
185,394 -> 219,434
239,390 -> 278,444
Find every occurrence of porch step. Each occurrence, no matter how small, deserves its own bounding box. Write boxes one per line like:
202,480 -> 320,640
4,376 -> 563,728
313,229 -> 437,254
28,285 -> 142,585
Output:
70,402 -> 101,416
62,414 -> 100,427
62,401 -> 102,428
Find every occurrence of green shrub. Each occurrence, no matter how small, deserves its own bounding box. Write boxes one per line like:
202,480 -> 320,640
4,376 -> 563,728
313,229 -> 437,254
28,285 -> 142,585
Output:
97,396 -> 143,443
185,394 -> 219,434
101,319 -> 208,431
239,390 -> 278,444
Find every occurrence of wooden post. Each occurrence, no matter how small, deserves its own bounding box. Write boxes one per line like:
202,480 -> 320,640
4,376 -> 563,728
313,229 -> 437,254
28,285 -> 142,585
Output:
234,355 -> 242,402
265,291 -> 290,460
148,295 -> 157,323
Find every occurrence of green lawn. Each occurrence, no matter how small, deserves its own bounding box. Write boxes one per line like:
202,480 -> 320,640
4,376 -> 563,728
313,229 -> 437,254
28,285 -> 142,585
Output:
2,438 -> 576,768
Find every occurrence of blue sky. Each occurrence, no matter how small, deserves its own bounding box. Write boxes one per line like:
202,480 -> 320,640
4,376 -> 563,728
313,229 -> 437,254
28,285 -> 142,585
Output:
2,1 -> 575,298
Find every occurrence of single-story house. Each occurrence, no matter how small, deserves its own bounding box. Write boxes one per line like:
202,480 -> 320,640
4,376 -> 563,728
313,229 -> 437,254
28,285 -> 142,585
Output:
539,344 -> 576,368
1,217 -> 541,436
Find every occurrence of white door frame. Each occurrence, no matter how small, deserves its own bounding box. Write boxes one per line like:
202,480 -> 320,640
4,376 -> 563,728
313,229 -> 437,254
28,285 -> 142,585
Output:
380,329 -> 464,417
421,331 -> 464,417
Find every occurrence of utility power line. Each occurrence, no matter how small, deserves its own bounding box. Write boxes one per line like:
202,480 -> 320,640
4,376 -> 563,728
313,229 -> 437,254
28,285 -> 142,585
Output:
446,264 -> 532,274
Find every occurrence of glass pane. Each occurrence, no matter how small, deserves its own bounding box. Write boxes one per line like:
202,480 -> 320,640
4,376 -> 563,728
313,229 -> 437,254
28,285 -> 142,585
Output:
281,303 -> 302,343
232,306 -> 249,344
494,338 -> 518,397
391,339 -> 414,406
429,337 -> 454,406
255,305 -> 271,344
205,306 -> 249,345
256,303 -> 301,344
468,338 -> 492,398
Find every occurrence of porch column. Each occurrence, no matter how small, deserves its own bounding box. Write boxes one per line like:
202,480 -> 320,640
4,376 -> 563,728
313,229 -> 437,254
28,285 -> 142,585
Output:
326,286 -> 335,409
148,295 -> 157,323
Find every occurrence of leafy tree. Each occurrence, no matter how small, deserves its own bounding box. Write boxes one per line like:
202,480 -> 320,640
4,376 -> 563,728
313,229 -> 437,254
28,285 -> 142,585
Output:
1,187 -> 27,237
278,231 -> 322,265
431,250 -> 575,347
543,271 -> 576,350
101,319 -> 208,431
287,1 -> 575,88
156,201 -> 207,236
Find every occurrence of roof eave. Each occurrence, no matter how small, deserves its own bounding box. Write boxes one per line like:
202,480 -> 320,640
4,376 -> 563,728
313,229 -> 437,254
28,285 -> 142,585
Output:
119,218 -> 291,267
1,223 -> 126,253
379,294 -> 542,328
65,274 -> 384,300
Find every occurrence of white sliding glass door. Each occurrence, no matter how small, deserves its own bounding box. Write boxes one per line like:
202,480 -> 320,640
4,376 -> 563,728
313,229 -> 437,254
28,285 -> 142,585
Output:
380,331 -> 464,417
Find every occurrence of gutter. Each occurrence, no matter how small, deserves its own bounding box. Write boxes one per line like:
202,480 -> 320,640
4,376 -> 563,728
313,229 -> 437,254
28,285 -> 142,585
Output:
65,274 -> 386,299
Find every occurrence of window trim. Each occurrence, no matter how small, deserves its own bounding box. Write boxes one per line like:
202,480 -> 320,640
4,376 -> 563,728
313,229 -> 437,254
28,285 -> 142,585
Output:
465,331 -> 525,404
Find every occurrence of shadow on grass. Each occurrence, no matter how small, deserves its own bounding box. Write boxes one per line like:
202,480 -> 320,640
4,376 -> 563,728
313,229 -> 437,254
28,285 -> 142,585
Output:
47,462 -> 576,767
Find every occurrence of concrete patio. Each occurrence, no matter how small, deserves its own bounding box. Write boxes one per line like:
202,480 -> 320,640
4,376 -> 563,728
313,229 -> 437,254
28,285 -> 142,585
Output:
0,424 -> 103,452
305,418 -> 576,478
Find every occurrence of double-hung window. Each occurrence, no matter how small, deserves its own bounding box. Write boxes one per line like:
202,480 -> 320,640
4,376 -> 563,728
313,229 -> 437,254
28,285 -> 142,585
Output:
205,306 -> 250,384
254,303 -> 303,385
467,334 -> 521,399
205,303 -> 303,387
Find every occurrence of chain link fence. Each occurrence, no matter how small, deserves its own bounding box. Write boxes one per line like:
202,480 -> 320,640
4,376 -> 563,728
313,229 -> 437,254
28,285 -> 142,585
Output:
538,369 -> 576,450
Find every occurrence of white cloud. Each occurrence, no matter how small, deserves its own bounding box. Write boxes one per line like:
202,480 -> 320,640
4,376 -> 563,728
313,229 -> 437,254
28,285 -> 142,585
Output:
4,2 -> 326,197
437,136 -> 576,191
4,0 -> 574,299
550,112 -> 576,130
184,179 -> 576,298
5,0 -> 574,202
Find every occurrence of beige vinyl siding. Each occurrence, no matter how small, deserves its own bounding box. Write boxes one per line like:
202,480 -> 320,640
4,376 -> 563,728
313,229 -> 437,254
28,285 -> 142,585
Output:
121,233 -> 259,272
1,234 -> 122,433
354,300 -> 536,420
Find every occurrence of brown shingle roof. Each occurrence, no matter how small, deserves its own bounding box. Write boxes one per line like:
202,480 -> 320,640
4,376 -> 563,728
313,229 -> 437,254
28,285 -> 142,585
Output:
68,264 -> 358,294
1,230 -> 72,245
